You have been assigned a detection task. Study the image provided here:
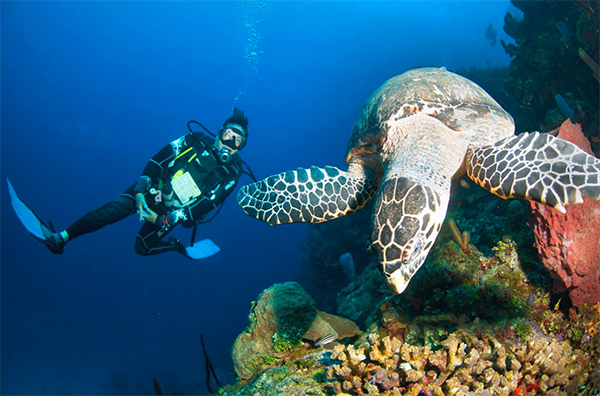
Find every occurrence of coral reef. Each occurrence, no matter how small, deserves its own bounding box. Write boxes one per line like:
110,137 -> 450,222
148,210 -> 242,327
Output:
222,307 -> 599,395
371,235 -> 538,324
527,121 -> 600,306
223,232 -> 600,394
448,218 -> 471,254
581,363 -> 600,396
500,0 -> 600,155
337,262 -> 394,327
220,365 -> 328,396
445,176 -> 537,265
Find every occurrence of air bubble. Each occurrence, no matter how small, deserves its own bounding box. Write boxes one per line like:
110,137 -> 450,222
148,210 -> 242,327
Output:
232,1 -> 272,107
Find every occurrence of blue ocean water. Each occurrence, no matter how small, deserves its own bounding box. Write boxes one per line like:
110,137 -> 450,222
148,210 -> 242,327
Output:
1,1 -> 515,395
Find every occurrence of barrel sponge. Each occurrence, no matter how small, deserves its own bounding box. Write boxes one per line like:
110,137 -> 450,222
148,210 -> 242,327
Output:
270,281 -> 317,341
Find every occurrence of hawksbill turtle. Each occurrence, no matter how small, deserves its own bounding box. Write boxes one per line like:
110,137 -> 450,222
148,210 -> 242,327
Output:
238,67 -> 600,294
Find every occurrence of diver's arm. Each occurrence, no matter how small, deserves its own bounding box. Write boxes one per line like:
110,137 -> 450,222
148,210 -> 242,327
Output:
138,207 -> 181,228
133,140 -> 180,220
136,194 -> 153,221
134,144 -> 176,195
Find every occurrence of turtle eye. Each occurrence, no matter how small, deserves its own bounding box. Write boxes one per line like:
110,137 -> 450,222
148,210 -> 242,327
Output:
353,142 -> 378,156
410,238 -> 423,257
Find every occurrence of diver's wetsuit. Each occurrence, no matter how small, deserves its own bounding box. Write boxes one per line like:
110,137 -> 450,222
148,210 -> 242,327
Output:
64,132 -> 243,256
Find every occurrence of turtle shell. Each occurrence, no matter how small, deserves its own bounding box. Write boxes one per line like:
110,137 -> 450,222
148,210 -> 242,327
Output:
345,67 -> 514,163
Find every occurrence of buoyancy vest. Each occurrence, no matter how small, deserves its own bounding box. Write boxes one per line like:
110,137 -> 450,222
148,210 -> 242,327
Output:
161,134 -> 241,210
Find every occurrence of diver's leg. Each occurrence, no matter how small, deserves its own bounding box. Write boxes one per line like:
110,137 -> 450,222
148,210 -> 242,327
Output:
44,184 -> 138,254
134,222 -> 188,257
64,184 -> 137,240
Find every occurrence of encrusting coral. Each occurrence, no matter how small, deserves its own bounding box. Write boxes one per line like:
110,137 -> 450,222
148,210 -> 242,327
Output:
325,324 -> 588,396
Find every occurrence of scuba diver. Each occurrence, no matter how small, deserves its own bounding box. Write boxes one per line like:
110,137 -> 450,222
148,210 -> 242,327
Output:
8,107 -> 255,259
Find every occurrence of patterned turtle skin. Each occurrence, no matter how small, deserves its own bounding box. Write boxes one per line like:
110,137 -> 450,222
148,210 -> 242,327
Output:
238,67 -> 600,294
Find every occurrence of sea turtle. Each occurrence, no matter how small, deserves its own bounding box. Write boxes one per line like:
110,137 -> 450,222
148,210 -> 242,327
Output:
238,67 -> 600,294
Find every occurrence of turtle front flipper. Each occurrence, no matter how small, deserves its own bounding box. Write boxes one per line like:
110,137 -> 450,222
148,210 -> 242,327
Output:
237,163 -> 379,226
466,132 -> 600,213
371,176 -> 450,294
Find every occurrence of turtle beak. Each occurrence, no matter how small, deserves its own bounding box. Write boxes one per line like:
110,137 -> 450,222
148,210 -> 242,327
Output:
386,259 -> 426,294
370,175 -> 449,294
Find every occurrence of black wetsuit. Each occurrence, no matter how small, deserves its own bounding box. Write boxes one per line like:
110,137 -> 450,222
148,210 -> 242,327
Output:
64,132 -> 243,256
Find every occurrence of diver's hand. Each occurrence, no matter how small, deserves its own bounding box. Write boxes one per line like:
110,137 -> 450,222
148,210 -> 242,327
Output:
135,193 -> 153,221
141,208 -> 158,224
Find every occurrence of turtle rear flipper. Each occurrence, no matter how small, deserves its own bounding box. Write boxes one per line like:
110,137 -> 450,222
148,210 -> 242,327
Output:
466,132 -> 600,213
237,164 -> 378,226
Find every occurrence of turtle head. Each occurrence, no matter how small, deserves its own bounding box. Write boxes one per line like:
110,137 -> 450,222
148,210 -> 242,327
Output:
370,176 -> 448,294
379,238 -> 429,295
345,115 -> 387,165
345,140 -> 382,165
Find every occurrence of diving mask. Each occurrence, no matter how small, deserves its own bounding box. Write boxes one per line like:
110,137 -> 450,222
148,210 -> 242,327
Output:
218,125 -> 246,150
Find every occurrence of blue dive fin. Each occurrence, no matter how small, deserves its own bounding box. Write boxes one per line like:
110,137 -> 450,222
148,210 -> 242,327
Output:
185,239 -> 220,259
7,178 -> 48,240
7,178 -> 66,254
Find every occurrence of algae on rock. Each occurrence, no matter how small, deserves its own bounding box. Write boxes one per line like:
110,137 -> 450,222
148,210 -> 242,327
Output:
232,282 -> 317,380
231,282 -> 360,381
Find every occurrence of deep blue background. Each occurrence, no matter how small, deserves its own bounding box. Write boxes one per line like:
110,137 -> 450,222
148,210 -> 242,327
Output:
1,1 -> 515,394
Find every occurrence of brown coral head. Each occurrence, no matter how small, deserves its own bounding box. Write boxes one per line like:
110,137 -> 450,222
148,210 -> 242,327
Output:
381,372 -> 400,390
380,309 -> 408,338
373,368 -> 388,382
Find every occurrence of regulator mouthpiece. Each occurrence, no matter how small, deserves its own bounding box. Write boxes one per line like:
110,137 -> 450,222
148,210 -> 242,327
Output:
217,147 -> 232,164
